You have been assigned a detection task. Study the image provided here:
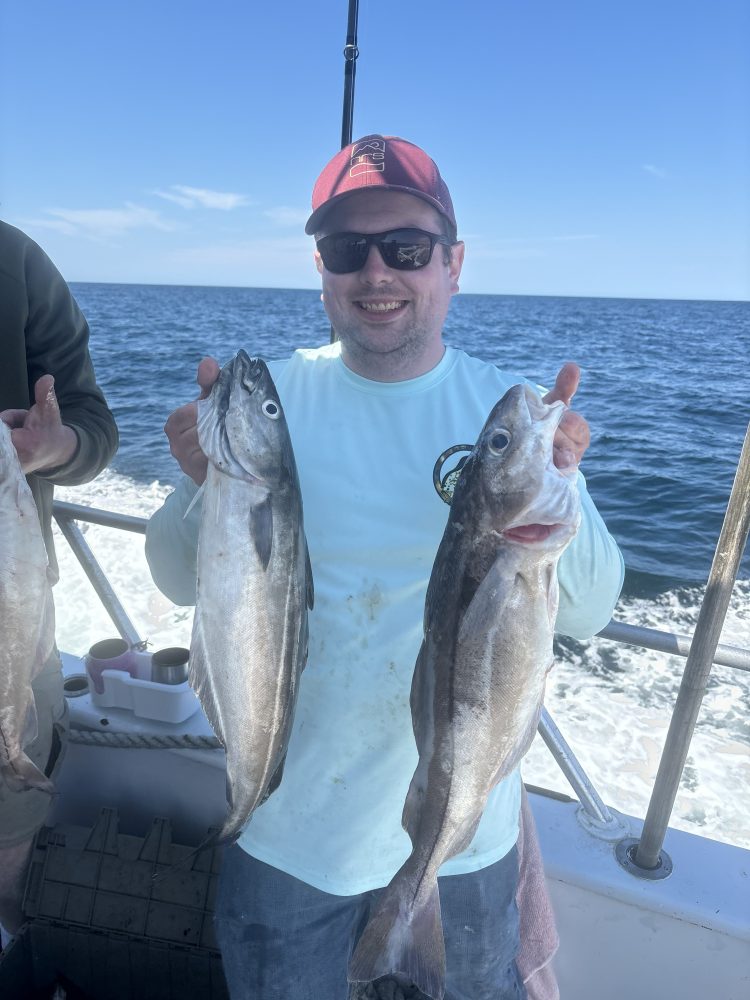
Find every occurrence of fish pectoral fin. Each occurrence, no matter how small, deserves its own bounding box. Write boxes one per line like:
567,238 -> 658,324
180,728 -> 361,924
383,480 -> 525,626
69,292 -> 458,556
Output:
183,482 -> 206,520
456,560 -> 513,646
250,496 -> 274,570
305,540 -> 314,610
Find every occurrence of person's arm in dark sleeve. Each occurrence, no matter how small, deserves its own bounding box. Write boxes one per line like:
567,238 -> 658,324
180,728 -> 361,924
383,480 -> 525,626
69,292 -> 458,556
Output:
22,237 -> 118,485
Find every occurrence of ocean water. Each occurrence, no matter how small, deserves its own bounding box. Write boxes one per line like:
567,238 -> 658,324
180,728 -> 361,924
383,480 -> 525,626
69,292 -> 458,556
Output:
55,283 -> 750,849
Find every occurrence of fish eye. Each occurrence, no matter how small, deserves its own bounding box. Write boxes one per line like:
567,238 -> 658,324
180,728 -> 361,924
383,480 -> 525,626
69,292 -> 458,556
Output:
262,400 -> 280,420
488,429 -> 511,454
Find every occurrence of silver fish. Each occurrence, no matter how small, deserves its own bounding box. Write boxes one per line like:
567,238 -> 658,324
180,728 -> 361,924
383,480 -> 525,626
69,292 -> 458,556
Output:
0,420 -> 56,793
190,351 -> 313,844
349,383 -> 581,999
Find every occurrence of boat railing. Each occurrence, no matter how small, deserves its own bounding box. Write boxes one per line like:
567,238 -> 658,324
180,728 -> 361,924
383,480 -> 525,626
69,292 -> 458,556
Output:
52,423 -> 750,874
52,499 -> 750,674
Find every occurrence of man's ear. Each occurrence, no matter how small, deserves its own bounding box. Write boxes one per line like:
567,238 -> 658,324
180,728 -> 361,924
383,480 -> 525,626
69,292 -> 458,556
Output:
314,250 -> 324,275
449,241 -> 465,295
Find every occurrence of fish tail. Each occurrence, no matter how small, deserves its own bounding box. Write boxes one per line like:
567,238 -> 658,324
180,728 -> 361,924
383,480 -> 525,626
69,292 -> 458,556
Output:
348,878 -> 445,1000
1,752 -> 55,795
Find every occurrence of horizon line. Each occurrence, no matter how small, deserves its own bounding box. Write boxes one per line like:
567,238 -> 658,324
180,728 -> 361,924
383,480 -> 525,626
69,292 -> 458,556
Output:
64,279 -> 749,306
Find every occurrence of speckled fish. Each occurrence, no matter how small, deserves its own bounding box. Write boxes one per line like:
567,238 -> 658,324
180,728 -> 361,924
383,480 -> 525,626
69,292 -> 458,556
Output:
0,419 -> 55,793
349,383 -> 581,999
191,351 -> 313,844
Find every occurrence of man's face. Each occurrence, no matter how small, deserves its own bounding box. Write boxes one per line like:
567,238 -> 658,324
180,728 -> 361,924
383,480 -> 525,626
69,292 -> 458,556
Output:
314,190 -> 464,381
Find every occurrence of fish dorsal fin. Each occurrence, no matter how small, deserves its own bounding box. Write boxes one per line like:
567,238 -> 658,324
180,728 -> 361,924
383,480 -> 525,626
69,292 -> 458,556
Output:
251,496 -> 273,570
183,482 -> 205,519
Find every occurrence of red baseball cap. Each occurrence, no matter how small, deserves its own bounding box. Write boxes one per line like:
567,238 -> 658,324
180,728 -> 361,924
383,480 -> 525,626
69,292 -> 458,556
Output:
305,134 -> 457,235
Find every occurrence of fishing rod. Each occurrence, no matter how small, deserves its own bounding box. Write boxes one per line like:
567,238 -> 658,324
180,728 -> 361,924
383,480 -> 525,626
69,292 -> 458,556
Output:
331,0 -> 361,344
341,0 -> 360,149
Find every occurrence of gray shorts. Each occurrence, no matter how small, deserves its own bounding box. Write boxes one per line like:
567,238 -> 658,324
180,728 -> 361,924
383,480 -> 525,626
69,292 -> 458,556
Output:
0,652 -> 69,847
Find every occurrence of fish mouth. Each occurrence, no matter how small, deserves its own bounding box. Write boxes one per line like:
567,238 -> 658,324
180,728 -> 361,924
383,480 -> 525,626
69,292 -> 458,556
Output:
212,350 -> 266,414
233,349 -> 265,386
503,523 -> 561,544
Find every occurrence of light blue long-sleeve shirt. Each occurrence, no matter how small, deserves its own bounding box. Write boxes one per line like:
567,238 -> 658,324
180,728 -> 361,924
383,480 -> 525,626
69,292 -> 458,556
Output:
146,345 -> 624,893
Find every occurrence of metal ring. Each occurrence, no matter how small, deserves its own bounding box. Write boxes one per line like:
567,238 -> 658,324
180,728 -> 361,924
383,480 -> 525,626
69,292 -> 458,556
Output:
615,837 -> 673,880
432,445 -> 473,505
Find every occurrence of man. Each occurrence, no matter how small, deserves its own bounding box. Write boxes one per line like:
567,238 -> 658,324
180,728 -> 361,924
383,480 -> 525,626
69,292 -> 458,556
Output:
146,135 -> 624,1000
0,221 -> 118,935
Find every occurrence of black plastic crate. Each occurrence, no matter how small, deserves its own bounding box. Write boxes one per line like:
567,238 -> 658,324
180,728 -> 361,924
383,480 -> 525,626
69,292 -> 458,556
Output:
0,808 -> 229,1000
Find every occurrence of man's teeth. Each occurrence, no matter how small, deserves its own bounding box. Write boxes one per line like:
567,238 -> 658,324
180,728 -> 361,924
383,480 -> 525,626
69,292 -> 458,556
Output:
359,301 -> 403,312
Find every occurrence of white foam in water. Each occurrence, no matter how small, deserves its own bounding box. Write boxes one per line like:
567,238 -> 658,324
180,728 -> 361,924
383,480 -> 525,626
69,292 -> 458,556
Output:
53,470 -> 194,656
524,580 -> 750,850
53,470 -> 750,850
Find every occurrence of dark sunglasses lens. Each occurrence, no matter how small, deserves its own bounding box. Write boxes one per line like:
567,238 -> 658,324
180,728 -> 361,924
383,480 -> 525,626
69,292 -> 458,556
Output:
318,235 -> 369,274
317,230 -> 439,273
379,230 -> 435,270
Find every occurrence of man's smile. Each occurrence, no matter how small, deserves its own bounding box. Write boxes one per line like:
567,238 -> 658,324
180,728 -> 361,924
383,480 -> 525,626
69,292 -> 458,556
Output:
356,300 -> 407,313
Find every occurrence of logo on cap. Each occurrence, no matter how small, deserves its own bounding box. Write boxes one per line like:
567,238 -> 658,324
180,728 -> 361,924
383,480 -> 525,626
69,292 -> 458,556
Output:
350,138 -> 386,178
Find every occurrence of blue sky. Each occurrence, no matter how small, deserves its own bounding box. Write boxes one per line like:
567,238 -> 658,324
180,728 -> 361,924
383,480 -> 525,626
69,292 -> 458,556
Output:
1,1 -> 748,300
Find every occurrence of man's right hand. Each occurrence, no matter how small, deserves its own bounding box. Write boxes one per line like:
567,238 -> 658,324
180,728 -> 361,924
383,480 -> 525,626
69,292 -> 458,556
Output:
164,357 -> 221,485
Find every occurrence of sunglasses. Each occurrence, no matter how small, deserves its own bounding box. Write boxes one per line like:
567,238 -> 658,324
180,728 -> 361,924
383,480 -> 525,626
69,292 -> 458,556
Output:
316,228 -> 455,274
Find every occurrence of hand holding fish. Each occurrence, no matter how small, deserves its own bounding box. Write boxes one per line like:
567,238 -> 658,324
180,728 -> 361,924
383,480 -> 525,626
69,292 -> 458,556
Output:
0,375 -> 78,475
164,357 -> 221,484
543,362 -> 590,471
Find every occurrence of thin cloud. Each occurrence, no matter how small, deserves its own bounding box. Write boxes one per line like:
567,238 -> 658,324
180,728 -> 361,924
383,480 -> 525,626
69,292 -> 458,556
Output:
263,206 -> 309,227
24,203 -> 175,240
153,185 -> 251,210
642,164 -> 668,179
152,188 -> 195,209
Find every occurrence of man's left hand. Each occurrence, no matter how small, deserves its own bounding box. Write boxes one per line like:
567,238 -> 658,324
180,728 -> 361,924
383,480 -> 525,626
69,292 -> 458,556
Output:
542,362 -> 590,471
0,375 -> 79,474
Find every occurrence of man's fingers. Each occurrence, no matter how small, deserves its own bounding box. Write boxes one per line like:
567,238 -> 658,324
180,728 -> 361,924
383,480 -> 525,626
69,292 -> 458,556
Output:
553,410 -> 591,470
0,376 -> 59,431
197,357 -> 221,399
34,373 -> 56,405
559,410 -> 590,448
33,374 -> 62,423
161,358 -> 216,484
0,409 -> 28,429
543,362 -> 581,407
165,401 -> 199,437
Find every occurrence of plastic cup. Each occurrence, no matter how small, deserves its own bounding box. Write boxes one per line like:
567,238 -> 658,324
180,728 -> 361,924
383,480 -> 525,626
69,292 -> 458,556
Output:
85,638 -> 132,694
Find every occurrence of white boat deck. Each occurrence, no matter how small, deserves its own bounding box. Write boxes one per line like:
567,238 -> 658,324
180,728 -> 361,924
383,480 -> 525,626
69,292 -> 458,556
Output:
55,653 -> 750,1000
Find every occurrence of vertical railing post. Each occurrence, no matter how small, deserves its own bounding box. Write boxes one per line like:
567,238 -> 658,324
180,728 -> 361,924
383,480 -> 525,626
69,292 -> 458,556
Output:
633,423 -> 750,870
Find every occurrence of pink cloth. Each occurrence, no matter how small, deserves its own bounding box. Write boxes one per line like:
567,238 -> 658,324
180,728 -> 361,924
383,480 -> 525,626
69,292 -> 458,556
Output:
516,788 -> 560,1000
